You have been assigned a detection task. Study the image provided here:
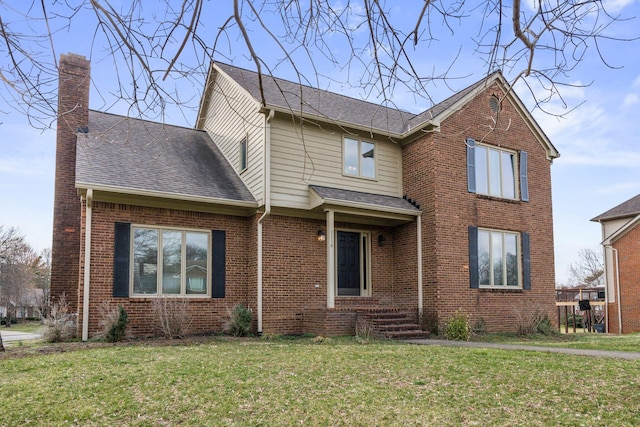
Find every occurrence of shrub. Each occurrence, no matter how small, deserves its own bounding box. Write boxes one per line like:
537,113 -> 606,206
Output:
444,310 -> 470,341
224,304 -> 252,337
43,294 -> 77,342
513,300 -> 555,336
151,298 -> 192,339
98,302 -> 130,342
1,317 -> 17,326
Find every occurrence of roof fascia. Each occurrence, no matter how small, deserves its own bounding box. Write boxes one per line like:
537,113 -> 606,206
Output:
602,214 -> 640,245
76,182 -> 257,209
195,62 -> 214,129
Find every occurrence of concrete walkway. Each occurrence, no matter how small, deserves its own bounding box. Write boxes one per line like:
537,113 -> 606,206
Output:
405,338 -> 640,361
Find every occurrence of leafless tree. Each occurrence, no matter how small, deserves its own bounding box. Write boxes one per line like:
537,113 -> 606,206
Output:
0,1 -> 636,128
568,247 -> 604,288
0,226 -> 33,327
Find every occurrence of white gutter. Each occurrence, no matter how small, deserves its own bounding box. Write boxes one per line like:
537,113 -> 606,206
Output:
81,188 -> 93,342
257,109 -> 275,334
417,214 -> 423,318
75,183 -> 258,209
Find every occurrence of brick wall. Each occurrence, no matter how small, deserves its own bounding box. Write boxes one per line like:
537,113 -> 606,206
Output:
78,202 -> 254,337
51,53 -> 91,313
610,224 -> 640,333
403,84 -> 557,333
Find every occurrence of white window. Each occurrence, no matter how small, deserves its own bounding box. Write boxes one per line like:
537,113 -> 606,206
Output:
132,227 -> 210,296
477,229 -> 520,287
343,137 -> 375,178
474,144 -> 516,199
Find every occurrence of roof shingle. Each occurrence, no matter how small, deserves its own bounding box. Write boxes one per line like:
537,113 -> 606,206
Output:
76,111 -> 255,204
592,194 -> 640,222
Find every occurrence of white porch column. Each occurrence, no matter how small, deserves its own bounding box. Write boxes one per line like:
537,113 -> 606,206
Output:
417,214 -> 423,317
326,209 -> 335,309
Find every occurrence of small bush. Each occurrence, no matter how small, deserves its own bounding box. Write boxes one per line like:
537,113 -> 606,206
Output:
43,295 -> 77,342
513,300 -> 555,336
444,310 -> 470,341
1,317 -> 17,326
98,302 -> 129,342
471,317 -> 487,335
152,298 -> 192,339
224,304 -> 252,337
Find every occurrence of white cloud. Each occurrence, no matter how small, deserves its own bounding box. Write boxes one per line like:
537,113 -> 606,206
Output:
603,0 -> 637,13
623,93 -> 640,107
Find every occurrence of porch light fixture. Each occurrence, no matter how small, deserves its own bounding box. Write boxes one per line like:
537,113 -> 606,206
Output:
378,234 -> 386,246
317,230 -> 326,242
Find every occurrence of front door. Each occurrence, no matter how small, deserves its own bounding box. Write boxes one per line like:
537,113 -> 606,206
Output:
337,231 -> 361,296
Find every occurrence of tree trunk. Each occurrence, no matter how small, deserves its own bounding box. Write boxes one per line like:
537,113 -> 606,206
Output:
0,331 -> 5,352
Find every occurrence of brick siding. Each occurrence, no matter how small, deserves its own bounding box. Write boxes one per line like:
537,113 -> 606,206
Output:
51,54 -> 91,313
402,85 -> 557,333
610,224 -> 640,333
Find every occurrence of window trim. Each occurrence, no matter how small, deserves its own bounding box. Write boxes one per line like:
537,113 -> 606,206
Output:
130,225 -> 212,298
474,227 -> 522,289
342,136 -> 377,180
467,138 -> 525,201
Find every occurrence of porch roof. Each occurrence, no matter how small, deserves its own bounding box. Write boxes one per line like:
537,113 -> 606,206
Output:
309,185 -> 421,218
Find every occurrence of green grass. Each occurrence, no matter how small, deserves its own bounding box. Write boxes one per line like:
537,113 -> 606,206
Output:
471,332 -> 640,352
2,337 -> 640,426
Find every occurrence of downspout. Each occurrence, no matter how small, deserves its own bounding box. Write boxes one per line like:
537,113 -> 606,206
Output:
257,109 -> 275,335
417,214 -> 423,319
81,188 -> 93,342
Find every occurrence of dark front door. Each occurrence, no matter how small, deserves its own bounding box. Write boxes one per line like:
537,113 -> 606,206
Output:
337,231 -> 360,296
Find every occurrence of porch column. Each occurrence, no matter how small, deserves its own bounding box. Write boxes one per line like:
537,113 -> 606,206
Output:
417,214 -> 423,317
326,209 -> 335,308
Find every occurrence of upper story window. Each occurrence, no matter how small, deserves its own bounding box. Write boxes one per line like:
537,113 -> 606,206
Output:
132,227 -> 210,296
467,138 -> 529,201
343,137 -> 375,179
239,138 -> 248,172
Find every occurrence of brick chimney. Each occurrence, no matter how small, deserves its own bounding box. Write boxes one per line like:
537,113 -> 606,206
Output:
50,53 -> 90,313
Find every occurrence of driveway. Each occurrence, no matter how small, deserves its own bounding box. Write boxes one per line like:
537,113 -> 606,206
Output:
1,329 -> 43,345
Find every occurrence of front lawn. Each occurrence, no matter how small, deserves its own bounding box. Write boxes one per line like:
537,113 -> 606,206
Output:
472,332 -> 640,352
1,337 -> 639,426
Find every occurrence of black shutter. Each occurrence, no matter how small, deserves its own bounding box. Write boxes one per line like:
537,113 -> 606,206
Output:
520,151 -> 529,202
211,230 -> 226,298
466,138 -> 476,193
522,232 -> 531,290
113,222 -> 131,297
468,226 -> 479,289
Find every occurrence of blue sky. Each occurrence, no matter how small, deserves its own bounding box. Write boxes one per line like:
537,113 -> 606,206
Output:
0,1 -> 639,285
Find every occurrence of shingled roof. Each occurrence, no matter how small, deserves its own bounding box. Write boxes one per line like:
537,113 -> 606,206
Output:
213,62 -> 494,136
76,111 -> 256,205
591,194 -> 640,222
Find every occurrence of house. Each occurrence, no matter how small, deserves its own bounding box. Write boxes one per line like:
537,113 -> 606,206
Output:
592,194 -> 640,333
50,53 -> 559,340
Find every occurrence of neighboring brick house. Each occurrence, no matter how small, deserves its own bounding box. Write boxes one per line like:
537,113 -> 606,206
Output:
51,53 -> 559,340
592,194 -> 640,333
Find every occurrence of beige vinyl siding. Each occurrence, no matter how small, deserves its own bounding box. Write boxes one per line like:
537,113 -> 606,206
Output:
270,118 -> 403,209
200,71 -> 265,204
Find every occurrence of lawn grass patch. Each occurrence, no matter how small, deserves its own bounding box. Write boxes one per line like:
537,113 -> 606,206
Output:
472,332 -> 640,352
1,337 -> 640,425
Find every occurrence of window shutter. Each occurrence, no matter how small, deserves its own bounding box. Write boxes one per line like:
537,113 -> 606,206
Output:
211,230 -> 226,298
522,232 -> 531,290
520,151 -> 529,202
466,138 -> 476,193
468,226 -> 479,288
113,222 -> 131,297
